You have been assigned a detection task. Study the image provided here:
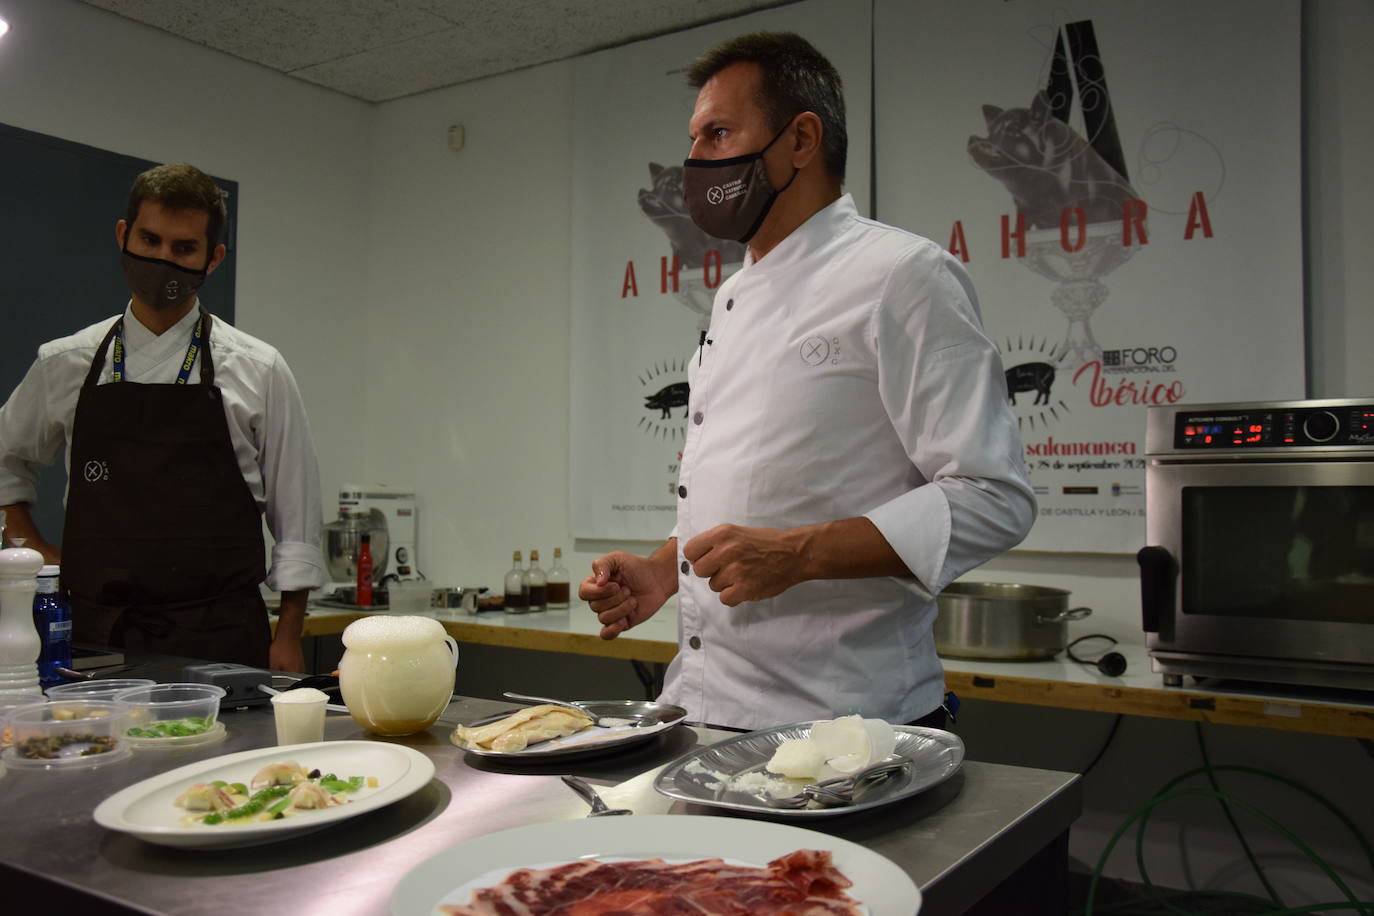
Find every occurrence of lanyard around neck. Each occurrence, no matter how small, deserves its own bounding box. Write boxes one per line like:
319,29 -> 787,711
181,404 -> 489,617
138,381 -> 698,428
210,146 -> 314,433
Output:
111,313 -> 205,385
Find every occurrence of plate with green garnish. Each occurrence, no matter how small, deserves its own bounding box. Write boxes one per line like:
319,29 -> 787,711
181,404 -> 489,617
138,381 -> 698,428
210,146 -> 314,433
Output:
93,740 -> 434,848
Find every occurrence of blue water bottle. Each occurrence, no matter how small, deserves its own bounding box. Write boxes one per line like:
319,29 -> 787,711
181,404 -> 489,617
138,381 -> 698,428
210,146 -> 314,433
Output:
33,564 -> 72,687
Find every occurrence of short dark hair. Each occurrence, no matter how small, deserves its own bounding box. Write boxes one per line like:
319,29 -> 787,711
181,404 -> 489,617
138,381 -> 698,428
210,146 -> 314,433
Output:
687,32 -> 847,182
125,163 -> 227,246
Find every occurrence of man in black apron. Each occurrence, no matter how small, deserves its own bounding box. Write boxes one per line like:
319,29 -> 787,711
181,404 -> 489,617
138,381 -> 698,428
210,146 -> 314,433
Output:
62,308 -> 275,667
0,163 -> 316,671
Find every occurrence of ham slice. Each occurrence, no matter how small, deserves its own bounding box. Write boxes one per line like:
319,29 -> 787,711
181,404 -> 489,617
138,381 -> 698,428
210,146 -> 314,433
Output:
440,848 -> 864,915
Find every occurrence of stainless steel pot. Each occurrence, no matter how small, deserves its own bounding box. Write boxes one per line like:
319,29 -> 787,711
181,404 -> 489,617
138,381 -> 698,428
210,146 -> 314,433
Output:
934,582 -> 1091,660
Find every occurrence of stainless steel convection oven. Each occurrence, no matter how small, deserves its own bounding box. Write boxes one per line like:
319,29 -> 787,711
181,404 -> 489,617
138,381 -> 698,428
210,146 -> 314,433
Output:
1139,398 -> 1374,690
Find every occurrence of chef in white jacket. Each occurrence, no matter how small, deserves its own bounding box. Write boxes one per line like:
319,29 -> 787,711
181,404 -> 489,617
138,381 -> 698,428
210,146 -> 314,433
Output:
580,33 -> 1035,730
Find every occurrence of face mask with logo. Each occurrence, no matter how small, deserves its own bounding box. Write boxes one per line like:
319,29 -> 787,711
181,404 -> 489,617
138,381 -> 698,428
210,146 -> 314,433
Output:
682,118 -> 800,244
120,240 -> 209,311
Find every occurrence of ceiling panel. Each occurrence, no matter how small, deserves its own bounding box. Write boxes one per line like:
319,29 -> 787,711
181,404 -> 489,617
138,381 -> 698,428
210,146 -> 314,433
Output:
77,0 -> 797,102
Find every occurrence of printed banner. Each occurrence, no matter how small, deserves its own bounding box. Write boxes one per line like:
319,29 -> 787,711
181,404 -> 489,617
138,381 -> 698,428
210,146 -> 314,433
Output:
874,0 -> 1302,553
569,0 -> 872,540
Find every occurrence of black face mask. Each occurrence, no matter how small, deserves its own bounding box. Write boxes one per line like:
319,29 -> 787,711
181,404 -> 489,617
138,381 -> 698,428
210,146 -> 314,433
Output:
120,239 -> 209,311
682,119 -> 800,244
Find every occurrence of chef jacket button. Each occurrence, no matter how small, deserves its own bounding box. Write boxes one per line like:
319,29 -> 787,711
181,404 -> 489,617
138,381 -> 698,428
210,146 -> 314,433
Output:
689,635 -> 702,650
693,411 -> 704,425
726,298 -> 734,311
678,485 -> 687,498
680,560 -> 690,574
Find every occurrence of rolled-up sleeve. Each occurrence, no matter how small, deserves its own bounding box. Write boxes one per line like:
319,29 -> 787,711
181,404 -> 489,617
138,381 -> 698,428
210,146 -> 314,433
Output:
863,249 -> 1036,593
258,353 -> 327,592
0,357 -> 66,508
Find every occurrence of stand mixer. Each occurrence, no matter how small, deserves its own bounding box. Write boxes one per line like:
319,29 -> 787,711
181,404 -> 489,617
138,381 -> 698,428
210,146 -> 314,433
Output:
320,483 -> 420,608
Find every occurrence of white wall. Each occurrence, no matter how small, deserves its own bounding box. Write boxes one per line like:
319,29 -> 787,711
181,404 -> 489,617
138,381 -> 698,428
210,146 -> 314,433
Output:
4,0 -> 1371,904
0,0 -> 373,498
360,62 -> 575,588
1306,0 -> 1374,399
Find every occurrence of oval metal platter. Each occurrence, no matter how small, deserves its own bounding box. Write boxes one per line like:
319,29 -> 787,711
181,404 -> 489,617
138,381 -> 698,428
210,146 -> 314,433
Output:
453,700 -> 688,762
654,722 -> 964,818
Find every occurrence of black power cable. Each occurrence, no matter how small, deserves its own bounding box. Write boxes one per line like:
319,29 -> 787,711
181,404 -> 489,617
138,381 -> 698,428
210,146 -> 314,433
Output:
1081,713 -> 1124,777
1067,633 -> 1128,677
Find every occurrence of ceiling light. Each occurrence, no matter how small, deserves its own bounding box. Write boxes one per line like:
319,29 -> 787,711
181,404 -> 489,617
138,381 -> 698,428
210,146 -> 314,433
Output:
0,18 -> 10,39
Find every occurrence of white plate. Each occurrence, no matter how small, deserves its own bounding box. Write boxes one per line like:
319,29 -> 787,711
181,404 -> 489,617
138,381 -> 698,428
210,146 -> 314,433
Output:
390,814 -> 920,915
93,740 -> 435,849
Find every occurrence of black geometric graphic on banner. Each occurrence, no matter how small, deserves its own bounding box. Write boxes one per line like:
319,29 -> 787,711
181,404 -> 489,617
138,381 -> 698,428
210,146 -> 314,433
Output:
1050,21 -> 1128,181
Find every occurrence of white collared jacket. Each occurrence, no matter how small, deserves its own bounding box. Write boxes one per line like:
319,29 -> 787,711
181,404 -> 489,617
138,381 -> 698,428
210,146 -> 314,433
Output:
659,194 -> 1035,729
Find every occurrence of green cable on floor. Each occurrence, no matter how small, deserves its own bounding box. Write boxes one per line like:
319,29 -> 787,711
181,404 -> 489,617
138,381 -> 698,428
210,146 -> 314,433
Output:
1132,765 -> 1374,909
1082,788 -> 1369,915
1195,724 -> 1285,908
1073,721 -> 1373,916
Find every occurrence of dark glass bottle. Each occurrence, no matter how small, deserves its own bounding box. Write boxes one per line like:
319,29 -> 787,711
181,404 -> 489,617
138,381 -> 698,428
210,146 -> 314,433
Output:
504,551 -> 529,613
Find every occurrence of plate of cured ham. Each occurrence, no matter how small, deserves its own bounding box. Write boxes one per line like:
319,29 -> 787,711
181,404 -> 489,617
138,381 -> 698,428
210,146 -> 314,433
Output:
389,814 -> 920,915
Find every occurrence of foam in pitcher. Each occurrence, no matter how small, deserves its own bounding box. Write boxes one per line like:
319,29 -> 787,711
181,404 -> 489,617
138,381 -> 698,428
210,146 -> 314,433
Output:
342,614 -> 445,648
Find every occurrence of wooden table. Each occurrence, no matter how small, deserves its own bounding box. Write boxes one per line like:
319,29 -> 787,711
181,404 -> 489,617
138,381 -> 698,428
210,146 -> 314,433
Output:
294,606 -> 679,664
284,607 -> 1374,740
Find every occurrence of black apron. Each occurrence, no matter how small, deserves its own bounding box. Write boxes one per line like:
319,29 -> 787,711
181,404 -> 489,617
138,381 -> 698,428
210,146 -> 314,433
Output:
64,311 -> 271,667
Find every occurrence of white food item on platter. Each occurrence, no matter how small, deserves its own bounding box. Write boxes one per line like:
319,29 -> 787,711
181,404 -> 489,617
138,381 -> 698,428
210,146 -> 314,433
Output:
764,715 -> 896,780
251,760 -> 309,789
767,738 -> 826,779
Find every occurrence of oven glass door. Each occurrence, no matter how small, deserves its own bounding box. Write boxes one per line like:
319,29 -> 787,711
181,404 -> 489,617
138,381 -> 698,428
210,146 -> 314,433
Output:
1148,461 -> 1374,664
1184,484 -> 1374,624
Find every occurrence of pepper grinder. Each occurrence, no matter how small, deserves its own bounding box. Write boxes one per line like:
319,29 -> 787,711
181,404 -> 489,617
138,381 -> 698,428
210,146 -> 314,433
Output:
0,545 -> 45,703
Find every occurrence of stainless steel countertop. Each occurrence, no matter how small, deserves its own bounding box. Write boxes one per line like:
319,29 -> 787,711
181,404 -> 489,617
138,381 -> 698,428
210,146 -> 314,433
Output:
0,694 -> 1081,916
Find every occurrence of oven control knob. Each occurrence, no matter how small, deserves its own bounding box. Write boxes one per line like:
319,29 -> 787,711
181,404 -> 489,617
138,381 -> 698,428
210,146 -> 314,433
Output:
1302,410 -> 1340,443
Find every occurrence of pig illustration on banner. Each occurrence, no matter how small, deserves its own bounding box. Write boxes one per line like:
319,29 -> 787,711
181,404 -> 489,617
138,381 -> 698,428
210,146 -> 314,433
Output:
644,381 -> 689,419
967,91 -> 1138,229
1005,361 -> 1056,406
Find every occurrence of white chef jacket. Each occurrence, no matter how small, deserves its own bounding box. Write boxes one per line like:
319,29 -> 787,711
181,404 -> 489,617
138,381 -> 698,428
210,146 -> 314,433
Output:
0,303 -> 327,593
659,194 -> 1034,729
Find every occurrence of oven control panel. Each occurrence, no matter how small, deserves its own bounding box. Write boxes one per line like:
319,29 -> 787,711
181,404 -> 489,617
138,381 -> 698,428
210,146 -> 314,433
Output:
1173,403 -> 1374,449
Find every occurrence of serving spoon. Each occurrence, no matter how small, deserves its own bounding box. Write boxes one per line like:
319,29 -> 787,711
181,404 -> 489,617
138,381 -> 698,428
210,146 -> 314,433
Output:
501,692 -> 659,728
561,775 -> 633,817
765,756 -> 912,810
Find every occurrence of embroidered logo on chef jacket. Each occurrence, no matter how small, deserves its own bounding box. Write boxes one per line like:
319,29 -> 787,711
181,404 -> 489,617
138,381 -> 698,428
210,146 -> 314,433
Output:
800,336 -> 840,366
82,460 -> 110,483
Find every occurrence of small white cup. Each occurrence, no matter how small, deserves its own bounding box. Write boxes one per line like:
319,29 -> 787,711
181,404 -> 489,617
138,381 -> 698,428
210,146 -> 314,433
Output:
271,687 -> 329,745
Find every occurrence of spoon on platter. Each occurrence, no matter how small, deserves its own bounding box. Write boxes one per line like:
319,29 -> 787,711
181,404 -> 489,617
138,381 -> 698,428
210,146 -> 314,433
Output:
501,692 -> 659,728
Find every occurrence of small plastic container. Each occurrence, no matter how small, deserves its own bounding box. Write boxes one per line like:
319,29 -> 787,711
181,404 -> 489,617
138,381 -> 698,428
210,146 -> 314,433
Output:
112,683 -> 226,746
2,698 -> 131,769
45,678 -> 156,702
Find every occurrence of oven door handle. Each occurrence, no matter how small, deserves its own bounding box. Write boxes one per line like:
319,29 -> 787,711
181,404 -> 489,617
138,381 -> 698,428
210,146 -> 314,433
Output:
1137,546 -> 1176,634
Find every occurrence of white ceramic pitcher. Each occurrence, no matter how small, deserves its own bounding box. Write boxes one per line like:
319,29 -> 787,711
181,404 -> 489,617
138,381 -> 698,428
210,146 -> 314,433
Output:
337,615 -> 458,736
